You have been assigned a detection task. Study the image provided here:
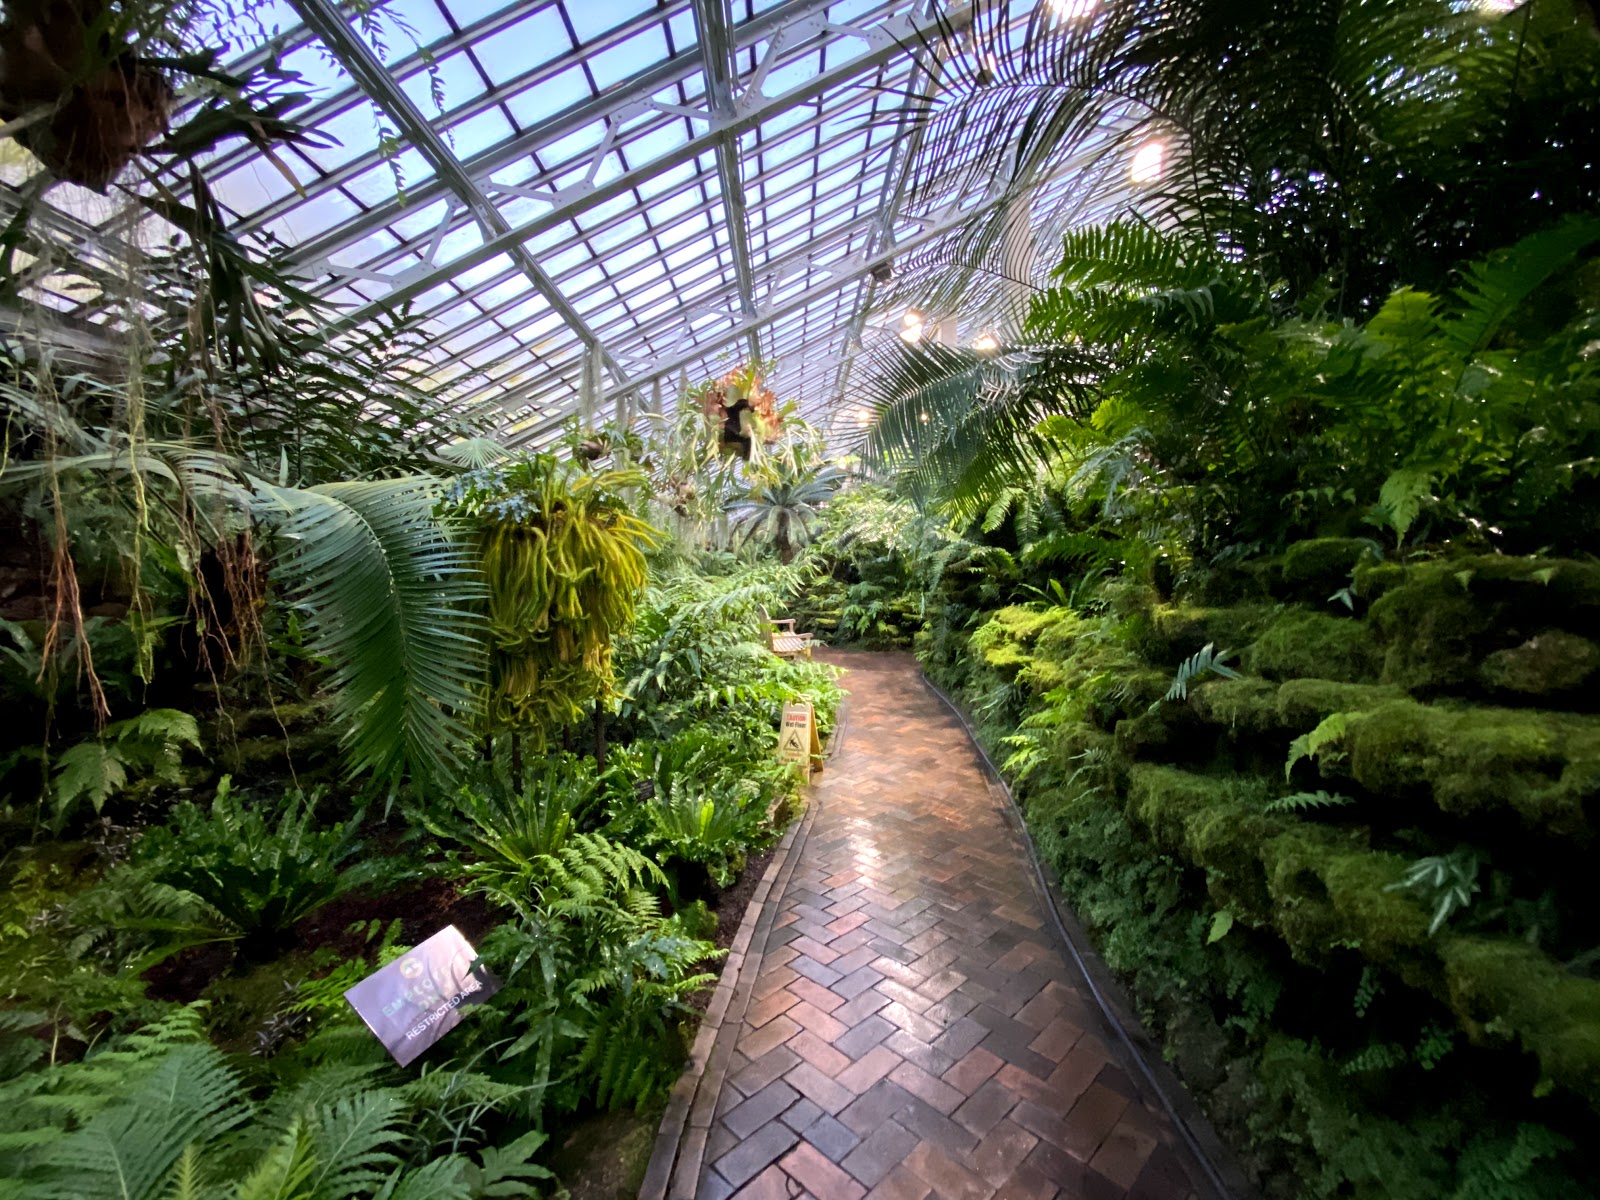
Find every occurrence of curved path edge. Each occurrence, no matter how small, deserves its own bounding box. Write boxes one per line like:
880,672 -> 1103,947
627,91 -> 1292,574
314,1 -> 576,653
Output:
640,698 -> 845,1200
916,672 -> 1257,1200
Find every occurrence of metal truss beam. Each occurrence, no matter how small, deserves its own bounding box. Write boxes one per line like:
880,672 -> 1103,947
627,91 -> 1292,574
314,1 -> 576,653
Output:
499,189 -> 1009,446
428,162 -> 890,395
283,0 -> 841,279
285,0 -> 629,386
310,1 -> 969,342
400,105 -> 890,357
188,4 -> 685,211
449,205 -> 885,418
693,0 -> 762,365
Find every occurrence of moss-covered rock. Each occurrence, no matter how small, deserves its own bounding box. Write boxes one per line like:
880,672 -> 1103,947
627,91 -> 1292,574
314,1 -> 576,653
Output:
1121,763 -> 1600,1111
1365,574 -> 1487,691
1114,705 -> 1210,763
1190,677 -> 1286,735
1274,680 -> 1408,728
1480,632 -> 1600,697
1246,610 -> 1382,683
1337,700 -> 1600,840
1359,557 -> 1600,692
1279,538 -> 1379,599
1440,936 -> 1600,1109
1148,603 -> 1274,662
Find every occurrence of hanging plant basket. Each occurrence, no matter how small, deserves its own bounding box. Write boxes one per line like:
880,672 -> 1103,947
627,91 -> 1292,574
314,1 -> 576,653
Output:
0,1 -> 175,191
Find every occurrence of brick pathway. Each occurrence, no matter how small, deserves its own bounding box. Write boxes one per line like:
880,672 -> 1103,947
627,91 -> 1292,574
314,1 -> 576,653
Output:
694,651 -> 1212,1200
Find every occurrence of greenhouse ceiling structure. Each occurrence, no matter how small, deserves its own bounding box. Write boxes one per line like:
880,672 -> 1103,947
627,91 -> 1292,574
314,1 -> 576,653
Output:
7,0 -> 1138,447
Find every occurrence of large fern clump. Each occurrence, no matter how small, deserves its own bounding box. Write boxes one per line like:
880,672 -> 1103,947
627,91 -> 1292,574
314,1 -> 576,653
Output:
0,1007 -> 551,1200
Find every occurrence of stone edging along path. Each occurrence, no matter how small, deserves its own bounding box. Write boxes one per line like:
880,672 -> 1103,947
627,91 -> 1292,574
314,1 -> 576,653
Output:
638,696 -> 850,1200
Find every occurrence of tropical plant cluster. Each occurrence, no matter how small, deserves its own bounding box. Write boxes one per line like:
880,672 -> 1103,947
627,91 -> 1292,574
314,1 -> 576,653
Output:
786,0 -> 1600,1194
0,320 -> 842,1195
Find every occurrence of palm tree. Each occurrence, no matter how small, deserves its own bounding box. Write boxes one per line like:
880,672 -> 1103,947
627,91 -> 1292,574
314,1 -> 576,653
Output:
728,457 -> 845,564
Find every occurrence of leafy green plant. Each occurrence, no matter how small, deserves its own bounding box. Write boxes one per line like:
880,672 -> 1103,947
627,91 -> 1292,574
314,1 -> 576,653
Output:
1265,791 -> 1355,815
424,755 -> 601,894
1386,847 -> 1484,937
135,777 -> 374,950
1163,643 -> 1241,702
0,1006 -> 552,1199
48,708 -> 201,829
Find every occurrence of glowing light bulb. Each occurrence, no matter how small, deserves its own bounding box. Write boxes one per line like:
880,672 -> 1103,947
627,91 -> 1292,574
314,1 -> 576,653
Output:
901,308 -> 922,328
900,321 -> 924,343
1047,0 -> 1098,18
919,411 -> 930,424
973,332 -> 1000,355
1130,140 -> 1166,183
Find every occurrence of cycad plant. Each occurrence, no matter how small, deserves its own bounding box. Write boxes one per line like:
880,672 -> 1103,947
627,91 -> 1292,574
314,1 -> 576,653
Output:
728,435 -> 845,563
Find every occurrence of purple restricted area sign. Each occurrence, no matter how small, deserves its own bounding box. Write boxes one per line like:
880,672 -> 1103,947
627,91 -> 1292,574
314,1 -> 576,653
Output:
344,925 -> 500,1067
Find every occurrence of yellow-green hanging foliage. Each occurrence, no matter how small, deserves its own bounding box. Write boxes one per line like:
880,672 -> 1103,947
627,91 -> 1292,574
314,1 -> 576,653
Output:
445,454 -> 659,739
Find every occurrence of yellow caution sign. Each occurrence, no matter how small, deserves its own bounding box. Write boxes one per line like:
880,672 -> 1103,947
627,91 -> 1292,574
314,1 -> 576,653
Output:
778,702 -> 822,773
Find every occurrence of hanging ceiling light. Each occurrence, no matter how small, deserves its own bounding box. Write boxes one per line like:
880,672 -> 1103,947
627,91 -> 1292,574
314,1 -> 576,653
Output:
900,322 -> 925,343
901,308 -> 922,328
973,332 -> 1000,355
1130,140 -> 1167,183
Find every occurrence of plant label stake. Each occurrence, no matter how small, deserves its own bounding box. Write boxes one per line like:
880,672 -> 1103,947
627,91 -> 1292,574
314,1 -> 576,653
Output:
344,925 -> 500,1067
777,702 -> 821,774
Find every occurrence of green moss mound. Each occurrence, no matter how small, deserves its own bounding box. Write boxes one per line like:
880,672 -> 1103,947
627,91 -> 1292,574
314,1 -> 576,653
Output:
1336,700 -> 1600,840
1246,610 -> 1381,683
1280,538 -> 1379,598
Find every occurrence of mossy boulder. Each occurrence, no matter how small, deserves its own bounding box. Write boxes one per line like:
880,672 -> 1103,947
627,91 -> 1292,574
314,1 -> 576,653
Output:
1359,556 -> 1600,692
1336,700 -> 1600,840
1440,936 -> 1600,1109
1279,538 -> 1379,600
1365,574 -> 1488,691
1114,705 -> 1209,763
1275,679 -> 1407,728
1480,632 -> 1600,698
1190,677 -> 1285,735
1147,603 -> 1274,662
1246,610 -> 1381,683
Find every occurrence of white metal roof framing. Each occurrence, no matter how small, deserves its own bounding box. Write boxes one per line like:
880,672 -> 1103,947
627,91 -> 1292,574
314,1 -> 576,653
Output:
9,0 -> 1137,449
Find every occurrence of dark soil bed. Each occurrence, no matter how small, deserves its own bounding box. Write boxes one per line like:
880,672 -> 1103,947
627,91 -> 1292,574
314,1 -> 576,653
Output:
143,875 -> 496,1004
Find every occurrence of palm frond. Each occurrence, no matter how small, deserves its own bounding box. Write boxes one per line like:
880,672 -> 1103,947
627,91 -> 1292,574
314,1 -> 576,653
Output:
259,476 -> 486,790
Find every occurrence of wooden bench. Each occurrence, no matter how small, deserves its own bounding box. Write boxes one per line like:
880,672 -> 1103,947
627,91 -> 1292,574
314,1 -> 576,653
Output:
758,605 -> 814,659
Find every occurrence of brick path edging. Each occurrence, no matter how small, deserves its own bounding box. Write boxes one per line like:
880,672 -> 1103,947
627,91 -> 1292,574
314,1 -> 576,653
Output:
916,671 -> 1257,1200
640,705 -> 846,1200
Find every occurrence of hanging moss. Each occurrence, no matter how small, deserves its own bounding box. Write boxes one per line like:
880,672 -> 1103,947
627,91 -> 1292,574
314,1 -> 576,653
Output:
1246,610 -> 1382,683
1337,700 -> 1600,841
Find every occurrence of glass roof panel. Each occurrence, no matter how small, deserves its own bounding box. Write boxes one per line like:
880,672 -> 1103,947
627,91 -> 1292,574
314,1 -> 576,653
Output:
8,0 -> 1131,443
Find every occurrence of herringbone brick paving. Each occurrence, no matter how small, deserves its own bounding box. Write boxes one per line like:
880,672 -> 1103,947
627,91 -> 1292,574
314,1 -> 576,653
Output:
697,651 -> 1206,1200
